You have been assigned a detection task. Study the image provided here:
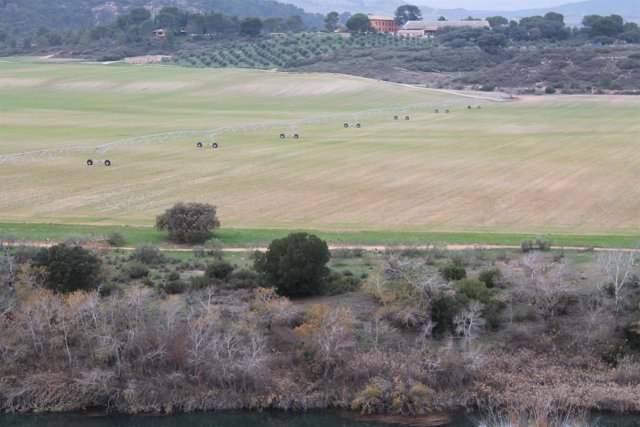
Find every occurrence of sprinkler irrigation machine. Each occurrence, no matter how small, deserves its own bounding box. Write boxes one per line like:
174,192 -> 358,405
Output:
279,133 -> 300,140
86,158 -> 111,167
196,141 -> 219,148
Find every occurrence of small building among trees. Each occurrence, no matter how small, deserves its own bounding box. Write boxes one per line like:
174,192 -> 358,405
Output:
368,16 -> 399,33
153,29 -> 167,38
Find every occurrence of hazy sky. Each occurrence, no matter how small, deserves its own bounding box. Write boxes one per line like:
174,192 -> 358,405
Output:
425,0 -> 568,10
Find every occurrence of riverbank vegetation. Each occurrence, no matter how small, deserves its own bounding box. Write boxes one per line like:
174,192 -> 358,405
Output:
1,230 -> 639,418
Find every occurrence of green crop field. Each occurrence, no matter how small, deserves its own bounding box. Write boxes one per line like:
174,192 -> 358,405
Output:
1,58 -> 639,244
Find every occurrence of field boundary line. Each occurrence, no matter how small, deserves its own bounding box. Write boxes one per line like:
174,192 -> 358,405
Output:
3,241 -> 639,253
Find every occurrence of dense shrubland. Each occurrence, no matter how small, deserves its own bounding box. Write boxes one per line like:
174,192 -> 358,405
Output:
1,234 -> 640,417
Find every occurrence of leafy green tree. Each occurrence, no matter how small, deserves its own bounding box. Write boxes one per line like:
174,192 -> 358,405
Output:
240,17 -> 263,37
284,15 -> 304,32
346,13 -> 371,33
34,244 -> 101,293
130,7 -> 152,25
456,279 -> 490,303
622,22 -> 640,43
156,202 -> 220,243
394,5 -> 422,26
254,233 -> 330,297
583,14 -> 624,38
518,14 -> 569,41
487,16 -> 508,28
478,268 -> 502,289
478,32 -> 507,54
156,6 -> 188,30
544,12 -> 564,23
439,264 -> 466,281
263,17 -> 284,33
325,11 -> 340,32
117,7 -> 151,29
205,259 -> 234,280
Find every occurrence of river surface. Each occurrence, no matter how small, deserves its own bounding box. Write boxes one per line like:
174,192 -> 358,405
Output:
0,412 -> 466,427
0,412 -> 638,427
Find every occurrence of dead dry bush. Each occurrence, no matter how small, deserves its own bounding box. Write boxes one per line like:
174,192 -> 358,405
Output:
343,351 -> 425,387
614,357 -> 640,386
499,323 -> 537,349
429,340 -> 484,389
476,349 -> 640,413
351,376 -> 435,415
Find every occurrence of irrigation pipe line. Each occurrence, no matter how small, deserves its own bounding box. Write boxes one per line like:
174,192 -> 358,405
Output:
0,98 -> 485,165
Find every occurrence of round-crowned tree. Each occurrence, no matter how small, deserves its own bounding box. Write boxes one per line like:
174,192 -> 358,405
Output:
33,244 -> 102,293
254,233 -> 330,298
156,202 -> 220,244
346,13 -> 372,33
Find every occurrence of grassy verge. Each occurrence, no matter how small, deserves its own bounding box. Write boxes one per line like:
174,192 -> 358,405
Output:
1,222 -> 638,249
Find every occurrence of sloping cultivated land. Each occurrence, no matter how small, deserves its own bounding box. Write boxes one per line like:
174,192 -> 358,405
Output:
1,60 -> 639,237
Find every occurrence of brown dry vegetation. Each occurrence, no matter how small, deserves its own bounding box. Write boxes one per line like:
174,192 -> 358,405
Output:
1,241 -> 640,417
476,350 -> 640,413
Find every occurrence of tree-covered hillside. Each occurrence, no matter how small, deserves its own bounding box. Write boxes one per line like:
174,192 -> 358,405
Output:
0,0 -> 323,35
0,0 -> 99,33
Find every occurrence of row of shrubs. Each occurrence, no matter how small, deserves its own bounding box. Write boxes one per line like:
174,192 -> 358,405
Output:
173,33 -> 432,69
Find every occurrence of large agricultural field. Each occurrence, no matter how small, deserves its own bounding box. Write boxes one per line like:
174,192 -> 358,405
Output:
1,58 -> 639,241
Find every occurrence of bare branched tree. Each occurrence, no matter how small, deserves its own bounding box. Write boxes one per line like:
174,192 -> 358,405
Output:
364,315 -> 398,352
454,300 -> 486,348
249,287 -> 293,330
384,254 -> 450,323
386,254 -> 448,299
597,249 -> 638,315
578,293 -> 608,346
508,254 -> 577,332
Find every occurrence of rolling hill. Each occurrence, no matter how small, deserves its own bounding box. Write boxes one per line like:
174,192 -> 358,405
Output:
0,0 -> 323,34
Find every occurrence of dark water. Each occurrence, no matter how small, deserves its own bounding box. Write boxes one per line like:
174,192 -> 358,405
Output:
0,412 -> 638,427
0,411 -> 469,427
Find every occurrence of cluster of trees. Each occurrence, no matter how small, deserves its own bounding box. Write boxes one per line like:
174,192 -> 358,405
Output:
0,0 -> 323,35
325,3 -> 638,47
4,203 -> 353,300
435,12 -> 639,54
484,12 -> 640,44
2,225 -> 640,414
583,14 -> 640,43
0,5 -> 315,55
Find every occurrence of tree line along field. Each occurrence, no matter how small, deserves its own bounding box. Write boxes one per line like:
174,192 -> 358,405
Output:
1,59 -> 640,239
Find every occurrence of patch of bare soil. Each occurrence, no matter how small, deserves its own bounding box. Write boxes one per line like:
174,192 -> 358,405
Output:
123,55 -> 172,65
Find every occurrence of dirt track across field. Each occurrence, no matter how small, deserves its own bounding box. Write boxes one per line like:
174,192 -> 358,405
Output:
3,240 -> 638,253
